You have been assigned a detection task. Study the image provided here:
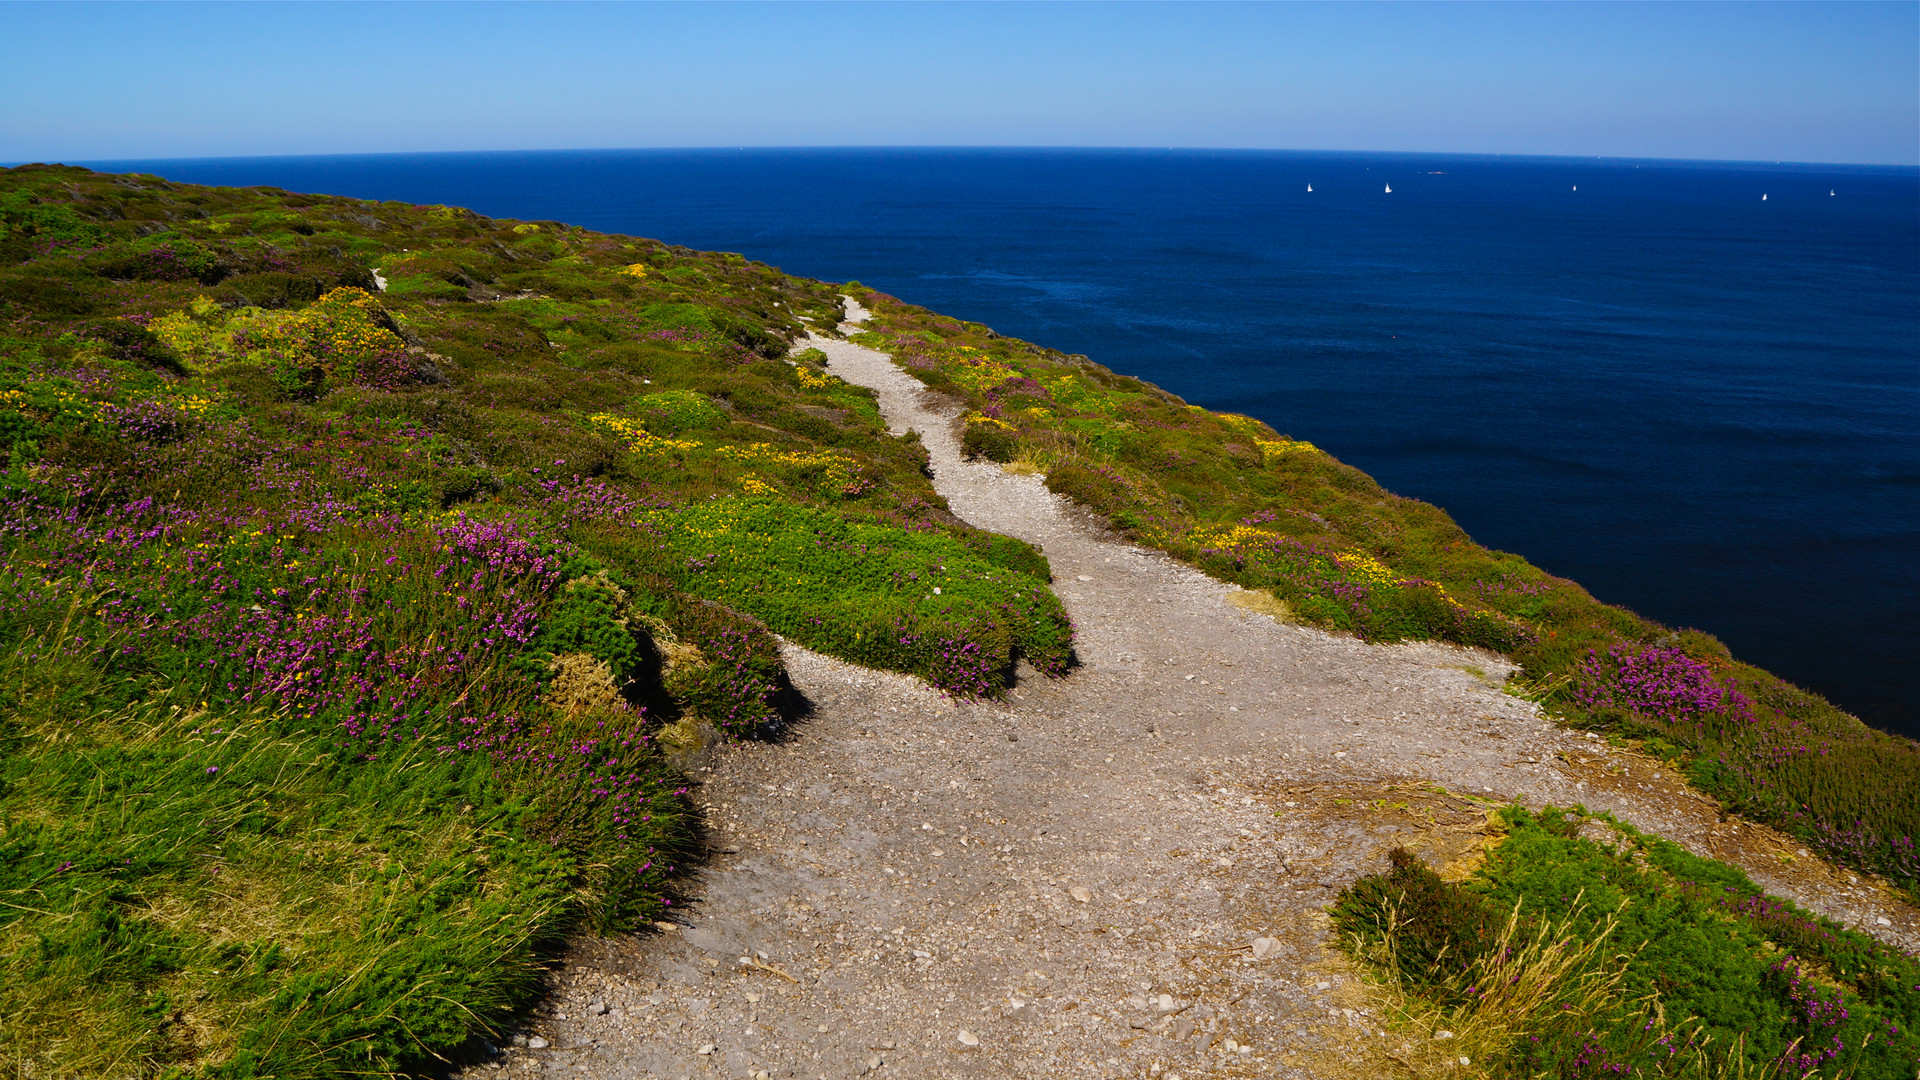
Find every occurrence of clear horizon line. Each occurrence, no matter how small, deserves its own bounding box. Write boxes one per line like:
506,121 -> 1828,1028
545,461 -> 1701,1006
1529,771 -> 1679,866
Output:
10,144 -> 1918,173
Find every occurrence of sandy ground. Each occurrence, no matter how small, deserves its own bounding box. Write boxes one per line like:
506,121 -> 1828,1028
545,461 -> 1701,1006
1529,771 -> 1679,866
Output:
462,301 -> 1916,1080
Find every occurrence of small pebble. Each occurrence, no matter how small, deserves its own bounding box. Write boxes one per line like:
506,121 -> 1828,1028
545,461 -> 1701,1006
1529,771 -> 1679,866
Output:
1069,886 -> 1092,903
526,1036 -> 549,1050
696,1043 -> 716,1056
957,1029 -> 980,1047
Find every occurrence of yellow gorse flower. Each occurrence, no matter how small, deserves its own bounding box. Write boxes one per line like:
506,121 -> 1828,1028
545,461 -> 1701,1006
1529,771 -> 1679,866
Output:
585,413 -> 699,454
1254,437 -> 1319,460
152,288 -> 403,378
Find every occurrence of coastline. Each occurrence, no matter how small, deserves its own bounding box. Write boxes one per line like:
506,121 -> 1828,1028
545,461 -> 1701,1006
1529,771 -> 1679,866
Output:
2,164 -> 1914,1076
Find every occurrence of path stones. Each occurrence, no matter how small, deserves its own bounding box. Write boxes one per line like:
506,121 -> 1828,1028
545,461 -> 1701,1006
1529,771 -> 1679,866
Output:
1069,886 -> 1092,903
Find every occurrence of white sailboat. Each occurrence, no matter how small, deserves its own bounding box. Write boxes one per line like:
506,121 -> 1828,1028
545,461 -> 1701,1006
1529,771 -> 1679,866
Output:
1830,189 -> 1837,196
1306,183 -> 1312,192
1384,182 -> 1392,194
1762,194 -> 1768,201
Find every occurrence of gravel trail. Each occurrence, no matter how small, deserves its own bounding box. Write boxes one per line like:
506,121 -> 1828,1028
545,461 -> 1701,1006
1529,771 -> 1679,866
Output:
474,302 -> 1915,1080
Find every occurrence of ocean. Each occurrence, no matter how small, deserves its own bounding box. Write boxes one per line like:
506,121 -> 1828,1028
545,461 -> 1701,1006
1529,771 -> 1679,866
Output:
78,148 -> 1920,739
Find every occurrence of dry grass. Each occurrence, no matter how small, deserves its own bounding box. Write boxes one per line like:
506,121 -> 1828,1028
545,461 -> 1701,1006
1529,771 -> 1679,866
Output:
1229,588 -> 1295,622
1342,897 -> 1794,1080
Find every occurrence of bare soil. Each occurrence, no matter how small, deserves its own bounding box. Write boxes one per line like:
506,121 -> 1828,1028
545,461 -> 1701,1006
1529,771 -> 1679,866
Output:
467,303 -> 1916,1080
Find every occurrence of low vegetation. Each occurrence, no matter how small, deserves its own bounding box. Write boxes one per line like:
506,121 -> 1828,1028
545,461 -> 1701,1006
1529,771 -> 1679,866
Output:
1333,808 -> 1920,1077
0,165 -> 1911,1076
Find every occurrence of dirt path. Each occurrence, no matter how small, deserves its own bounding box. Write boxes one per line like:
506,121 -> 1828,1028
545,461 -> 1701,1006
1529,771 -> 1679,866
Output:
473,303 -> 1916,1080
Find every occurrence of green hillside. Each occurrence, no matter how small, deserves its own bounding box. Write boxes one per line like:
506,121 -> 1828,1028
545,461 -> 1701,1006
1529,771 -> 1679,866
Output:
0,164 -> 1910,1076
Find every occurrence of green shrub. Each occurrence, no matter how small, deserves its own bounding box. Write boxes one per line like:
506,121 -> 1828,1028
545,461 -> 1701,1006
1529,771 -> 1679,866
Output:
961,421 -> 1017,462
85,234 -> 223,283
82,318 -> 186,373
213,270 -> 337,309
1331,846 -> 1501,997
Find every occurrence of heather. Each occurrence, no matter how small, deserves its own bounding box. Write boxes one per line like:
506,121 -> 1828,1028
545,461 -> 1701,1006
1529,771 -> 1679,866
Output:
0,166 -> 1064,1076
847,288 -> 1920,896
2,160 -> 1914,1075
1333,808 -> 1920,1078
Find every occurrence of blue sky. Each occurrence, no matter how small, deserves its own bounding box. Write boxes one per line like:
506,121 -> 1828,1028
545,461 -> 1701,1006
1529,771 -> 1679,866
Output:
4,2 -> 1915,166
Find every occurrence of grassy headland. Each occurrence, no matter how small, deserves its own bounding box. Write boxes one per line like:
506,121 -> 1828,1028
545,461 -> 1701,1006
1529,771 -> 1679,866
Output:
0,165 -> 1061,1075
0,164 -> 1911,1076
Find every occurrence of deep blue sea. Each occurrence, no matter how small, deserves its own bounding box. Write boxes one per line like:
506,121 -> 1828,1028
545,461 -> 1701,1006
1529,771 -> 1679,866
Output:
79,149 -> 1920,739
